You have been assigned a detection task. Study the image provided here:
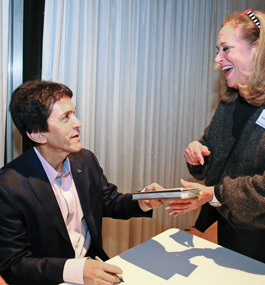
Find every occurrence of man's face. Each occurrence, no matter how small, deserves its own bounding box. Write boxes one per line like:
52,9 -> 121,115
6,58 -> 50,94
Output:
43,97 -> 82,157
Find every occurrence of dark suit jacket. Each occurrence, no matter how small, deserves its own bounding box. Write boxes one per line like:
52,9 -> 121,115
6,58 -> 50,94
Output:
0,148 -> 151,284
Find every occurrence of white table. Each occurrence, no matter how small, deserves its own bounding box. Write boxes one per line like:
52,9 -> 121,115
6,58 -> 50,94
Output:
62,228 -> 265,284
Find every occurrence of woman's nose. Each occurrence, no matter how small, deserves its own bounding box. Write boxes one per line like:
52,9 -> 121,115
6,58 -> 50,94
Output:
215,52 -> 222,64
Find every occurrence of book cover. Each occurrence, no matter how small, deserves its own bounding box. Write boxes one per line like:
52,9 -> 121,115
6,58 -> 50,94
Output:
132,187 -> 201,200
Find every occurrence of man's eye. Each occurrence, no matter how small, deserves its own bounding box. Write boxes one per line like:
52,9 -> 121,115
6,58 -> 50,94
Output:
62,114 -> 71,121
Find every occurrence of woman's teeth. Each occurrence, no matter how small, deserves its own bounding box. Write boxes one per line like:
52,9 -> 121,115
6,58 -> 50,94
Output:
222,65 -> 234,73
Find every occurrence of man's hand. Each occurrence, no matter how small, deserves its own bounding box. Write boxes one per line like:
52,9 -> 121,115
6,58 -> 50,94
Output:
165,179 -> 214,216
83,258 -> 123,284
184,141 -> 211,165
0,276 -> 7,285
143,183 -> 165,208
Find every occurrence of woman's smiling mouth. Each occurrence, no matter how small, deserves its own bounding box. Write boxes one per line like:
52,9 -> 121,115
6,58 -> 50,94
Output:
222,65 -> 234,77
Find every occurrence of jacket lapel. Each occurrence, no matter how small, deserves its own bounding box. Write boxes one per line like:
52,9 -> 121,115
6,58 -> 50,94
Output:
70,160 -> 99,244
26,148 -> 99,249
26,149 -> 72,246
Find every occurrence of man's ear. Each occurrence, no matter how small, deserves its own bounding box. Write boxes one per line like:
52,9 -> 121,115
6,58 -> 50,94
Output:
26,131 -> 47,144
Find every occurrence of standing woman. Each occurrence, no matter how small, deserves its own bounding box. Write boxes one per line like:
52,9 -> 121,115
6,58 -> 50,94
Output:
166,10 -> 265,263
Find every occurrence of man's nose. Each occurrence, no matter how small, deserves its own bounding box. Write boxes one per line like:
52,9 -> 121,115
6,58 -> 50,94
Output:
73,115 -> 82,128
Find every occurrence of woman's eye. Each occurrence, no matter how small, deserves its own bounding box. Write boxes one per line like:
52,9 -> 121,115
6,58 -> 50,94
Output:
223,46 -> 230,52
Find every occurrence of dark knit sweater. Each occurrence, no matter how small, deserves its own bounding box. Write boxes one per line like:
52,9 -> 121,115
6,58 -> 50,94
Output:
189,97 -> 265,228
232,95 -> 257,139
188,97 -> 265,262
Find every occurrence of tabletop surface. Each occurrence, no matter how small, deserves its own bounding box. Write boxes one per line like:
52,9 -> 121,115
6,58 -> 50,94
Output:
62,228 -> 265,285
106,228 -> 265,285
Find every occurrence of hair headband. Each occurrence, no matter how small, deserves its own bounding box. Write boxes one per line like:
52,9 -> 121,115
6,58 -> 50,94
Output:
244,9 -> 260,29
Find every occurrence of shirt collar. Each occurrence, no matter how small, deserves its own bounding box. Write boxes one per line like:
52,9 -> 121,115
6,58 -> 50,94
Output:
33,147 -> 71,185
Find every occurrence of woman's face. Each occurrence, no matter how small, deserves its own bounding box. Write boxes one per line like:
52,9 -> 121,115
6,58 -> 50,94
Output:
215,23 -> 257,90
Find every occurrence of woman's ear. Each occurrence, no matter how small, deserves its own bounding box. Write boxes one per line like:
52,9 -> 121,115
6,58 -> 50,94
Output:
26,132 -> 47,144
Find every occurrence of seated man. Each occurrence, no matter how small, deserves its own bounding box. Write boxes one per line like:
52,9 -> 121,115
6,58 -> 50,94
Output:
0,80 -> 164,285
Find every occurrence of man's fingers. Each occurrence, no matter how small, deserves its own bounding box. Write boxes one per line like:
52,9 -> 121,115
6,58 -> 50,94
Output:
84,259 -> 123,285
101,262 -> 123,275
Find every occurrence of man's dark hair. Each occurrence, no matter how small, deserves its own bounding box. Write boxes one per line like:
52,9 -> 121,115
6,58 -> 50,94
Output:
9,80 -> 73,145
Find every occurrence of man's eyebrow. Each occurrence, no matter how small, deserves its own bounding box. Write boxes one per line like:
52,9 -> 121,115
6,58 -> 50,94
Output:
60,108 -> 75,118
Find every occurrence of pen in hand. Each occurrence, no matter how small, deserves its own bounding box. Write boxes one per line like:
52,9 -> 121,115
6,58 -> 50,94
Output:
95,256 -> 124,283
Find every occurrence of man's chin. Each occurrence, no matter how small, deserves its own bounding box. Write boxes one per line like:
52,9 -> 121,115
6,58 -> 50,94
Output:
71,144 -> 82,153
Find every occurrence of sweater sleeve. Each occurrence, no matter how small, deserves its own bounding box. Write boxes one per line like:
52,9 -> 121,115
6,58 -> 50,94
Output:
215,172 -> 265,230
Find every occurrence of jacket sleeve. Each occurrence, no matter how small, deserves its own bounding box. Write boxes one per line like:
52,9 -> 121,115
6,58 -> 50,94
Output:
90,152 -> 152,219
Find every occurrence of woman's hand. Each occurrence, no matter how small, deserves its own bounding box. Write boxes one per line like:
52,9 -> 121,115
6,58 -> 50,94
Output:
184,141 -> 211,165
165,179 -> 214,216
